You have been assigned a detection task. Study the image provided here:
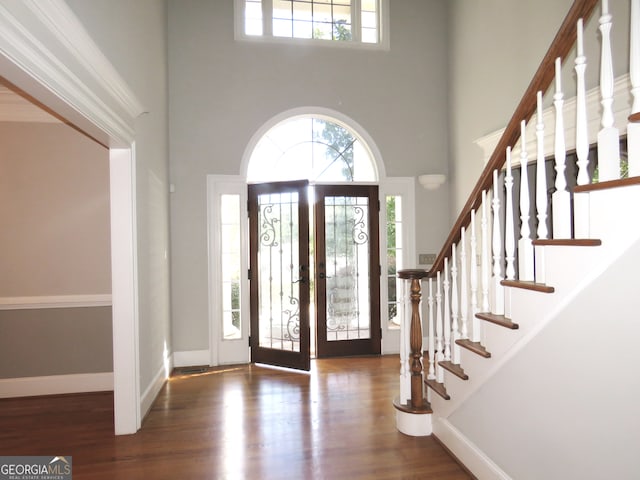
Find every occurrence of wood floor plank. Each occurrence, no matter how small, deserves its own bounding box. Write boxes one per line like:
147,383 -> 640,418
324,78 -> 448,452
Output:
0,356 -> 472,479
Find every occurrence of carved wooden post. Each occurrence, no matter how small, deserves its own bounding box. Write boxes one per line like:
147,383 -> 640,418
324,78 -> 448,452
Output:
398,269 -> 429,409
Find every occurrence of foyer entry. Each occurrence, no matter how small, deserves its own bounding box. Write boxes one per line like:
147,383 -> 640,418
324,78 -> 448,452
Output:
248,180 -> 380,371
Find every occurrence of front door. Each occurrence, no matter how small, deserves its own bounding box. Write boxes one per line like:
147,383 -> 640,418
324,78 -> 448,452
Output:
248,180 -> 311,371
249,182 -> 380,370
314,185 -> 381,357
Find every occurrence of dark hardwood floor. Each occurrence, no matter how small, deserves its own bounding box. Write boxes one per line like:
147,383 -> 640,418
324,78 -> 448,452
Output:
0,356 -> 472,479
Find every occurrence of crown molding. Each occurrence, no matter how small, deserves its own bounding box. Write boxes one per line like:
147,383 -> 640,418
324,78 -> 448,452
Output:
0,0 -> 144,145
22,0 -> 145,119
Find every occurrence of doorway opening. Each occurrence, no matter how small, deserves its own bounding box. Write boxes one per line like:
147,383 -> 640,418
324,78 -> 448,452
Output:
247,115 -> 381,370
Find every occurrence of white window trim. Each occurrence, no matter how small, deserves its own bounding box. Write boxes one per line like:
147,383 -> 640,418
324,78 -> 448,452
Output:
207,175 -> 251,367
234,0 -> 390,51
379,176 -> 415,355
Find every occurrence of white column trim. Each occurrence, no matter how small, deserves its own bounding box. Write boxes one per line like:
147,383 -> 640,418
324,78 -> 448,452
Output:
110,148 -> 141,434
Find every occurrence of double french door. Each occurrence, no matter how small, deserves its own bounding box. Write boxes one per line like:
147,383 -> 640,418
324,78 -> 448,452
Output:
248,181 -> 380,371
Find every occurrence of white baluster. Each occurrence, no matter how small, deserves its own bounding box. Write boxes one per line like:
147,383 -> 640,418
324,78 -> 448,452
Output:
629,0 -> 640,177
459,227 -> 469,341
481,190 -> 490,313
450,244 -> 460,365
535,92 -> 549,241
597,0 -> 621,181
505,147 -> 516,280
470,209 -> 480,343
427,278 -> 435,380
535,92 -> 549,284
492,170 -> 505,315
552,57 -> 572,238
519,121 -> 535,281
574,17 -> 592,239
443,257 -> 451,362
575,19 -> 590,186
435,271 -> 444,383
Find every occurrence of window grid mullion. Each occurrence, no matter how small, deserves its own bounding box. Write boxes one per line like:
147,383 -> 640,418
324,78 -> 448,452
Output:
263,0 -> 273,36
351,0 -> 361,43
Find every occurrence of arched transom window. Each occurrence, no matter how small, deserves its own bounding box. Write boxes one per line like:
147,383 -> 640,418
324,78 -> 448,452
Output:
247,116 -> 378,183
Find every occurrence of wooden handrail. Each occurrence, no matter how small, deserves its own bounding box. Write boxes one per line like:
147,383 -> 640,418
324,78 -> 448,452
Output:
428,0 -> 600,276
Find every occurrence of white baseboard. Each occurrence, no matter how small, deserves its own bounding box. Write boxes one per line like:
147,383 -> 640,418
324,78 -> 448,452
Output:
140,361 -> 170,419
0,372 -> 113,398
173,349 -> 210,367
433,418 -> 511,480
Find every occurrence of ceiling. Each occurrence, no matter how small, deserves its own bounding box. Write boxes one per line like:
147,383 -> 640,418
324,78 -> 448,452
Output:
0,83 -> 60,123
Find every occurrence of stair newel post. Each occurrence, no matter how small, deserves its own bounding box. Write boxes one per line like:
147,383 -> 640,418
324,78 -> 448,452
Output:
397,269 -> 429,410
535,91 -> 549,283
470,209 -> 481,343
408,277 -> 424,408
552,57 -> 572,239
597,0 -> 621,181
491,170 -> 505,315
505,147 -> 516,281
427,278 -> 436,380
518,121 -> 535,281
443,258 -> 451,362
394,270 -> 430,437
628,0 -> 640,177
450,244 -> 460,365
459,227 -> 469,341
481,190 -> 490,313
435,271 -> 444,384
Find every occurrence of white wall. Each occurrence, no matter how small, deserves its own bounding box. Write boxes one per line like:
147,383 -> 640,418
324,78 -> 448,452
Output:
448,237 -> 640,479
64,0 -> 171,396
167,0 -> 452,354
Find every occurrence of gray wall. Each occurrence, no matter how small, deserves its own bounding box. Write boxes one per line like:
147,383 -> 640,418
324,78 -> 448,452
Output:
0,308 -> 113,378
65,0 -> 171,391
167,0 -> 451,353
0,122 -> 112,379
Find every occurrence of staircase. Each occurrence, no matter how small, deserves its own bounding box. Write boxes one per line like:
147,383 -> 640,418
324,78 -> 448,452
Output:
395,1 -> 640,478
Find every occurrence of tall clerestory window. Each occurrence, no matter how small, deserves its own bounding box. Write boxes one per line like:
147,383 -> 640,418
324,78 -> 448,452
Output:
238,0 -> 386,48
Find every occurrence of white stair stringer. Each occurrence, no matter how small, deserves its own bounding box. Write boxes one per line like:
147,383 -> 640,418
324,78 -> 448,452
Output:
429,183 -> 640,477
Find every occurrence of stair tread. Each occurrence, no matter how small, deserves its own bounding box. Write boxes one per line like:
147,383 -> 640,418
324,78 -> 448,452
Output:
455,339 -> 491,358
574,176 -> 640,193
501,280 -> 555,293
438,361 -> 469,380
475,312 -> 519,329
425,378 -> 451,400
532,238 -> 602,247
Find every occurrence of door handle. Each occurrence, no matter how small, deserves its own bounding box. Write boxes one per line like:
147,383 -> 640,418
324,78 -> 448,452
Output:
318,273 -> 332,280
293,277 -> 307,284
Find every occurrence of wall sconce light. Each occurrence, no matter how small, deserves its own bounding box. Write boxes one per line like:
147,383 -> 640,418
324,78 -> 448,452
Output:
418,174 -> 446,190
